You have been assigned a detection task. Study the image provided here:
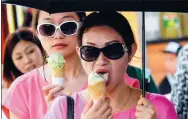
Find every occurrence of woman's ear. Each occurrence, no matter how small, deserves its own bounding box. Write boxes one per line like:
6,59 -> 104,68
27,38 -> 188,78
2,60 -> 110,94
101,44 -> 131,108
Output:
76,46 -> 80,57
128,43 -> 137,62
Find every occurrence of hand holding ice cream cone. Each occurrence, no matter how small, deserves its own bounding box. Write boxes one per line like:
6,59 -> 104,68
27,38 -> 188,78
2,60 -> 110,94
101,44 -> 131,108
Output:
43,84 -> 64,109
81,96 -> 113,119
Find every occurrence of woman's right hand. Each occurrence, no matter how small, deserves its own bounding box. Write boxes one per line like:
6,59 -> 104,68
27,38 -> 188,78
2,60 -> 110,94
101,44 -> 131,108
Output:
43,84 -> 64,109
81,97 -> 113,119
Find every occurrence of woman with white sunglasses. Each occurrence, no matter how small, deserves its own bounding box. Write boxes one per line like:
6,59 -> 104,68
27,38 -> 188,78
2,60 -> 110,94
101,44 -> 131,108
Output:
3,11 -> 87,119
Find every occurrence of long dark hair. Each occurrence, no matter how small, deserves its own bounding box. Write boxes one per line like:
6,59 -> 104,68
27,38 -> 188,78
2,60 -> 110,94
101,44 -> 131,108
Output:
3,28 -> 44,88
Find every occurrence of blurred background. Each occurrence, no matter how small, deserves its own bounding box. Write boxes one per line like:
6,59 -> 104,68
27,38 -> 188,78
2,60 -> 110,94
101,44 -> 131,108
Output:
1,4 -> 188,94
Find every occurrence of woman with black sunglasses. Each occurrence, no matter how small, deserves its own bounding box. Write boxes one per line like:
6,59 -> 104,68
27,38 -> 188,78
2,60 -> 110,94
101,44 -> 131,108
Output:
44,12 -> 178,119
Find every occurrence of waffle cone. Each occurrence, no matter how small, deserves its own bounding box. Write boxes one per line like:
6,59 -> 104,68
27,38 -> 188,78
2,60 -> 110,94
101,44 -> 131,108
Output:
51,66 -> 65,77
88,81 -> 106,100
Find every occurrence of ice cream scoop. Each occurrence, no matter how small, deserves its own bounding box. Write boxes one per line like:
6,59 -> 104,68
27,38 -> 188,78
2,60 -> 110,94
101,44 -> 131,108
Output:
47,53 -> 65,86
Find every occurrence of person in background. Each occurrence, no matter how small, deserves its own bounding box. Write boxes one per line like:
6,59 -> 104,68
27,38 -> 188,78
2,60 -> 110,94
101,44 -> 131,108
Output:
2,28 -> 44,119
171,44 -> 188,119
159,41 -> 182,96
2,27 -> 44,88
127,65 -> 160,93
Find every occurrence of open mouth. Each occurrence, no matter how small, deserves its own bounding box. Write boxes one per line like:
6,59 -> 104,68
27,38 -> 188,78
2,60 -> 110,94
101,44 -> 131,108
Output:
97,71 -> 110,86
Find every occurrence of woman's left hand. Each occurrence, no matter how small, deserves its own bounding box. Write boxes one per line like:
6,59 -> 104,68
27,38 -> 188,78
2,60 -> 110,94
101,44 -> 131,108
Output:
135,97 -> 157,119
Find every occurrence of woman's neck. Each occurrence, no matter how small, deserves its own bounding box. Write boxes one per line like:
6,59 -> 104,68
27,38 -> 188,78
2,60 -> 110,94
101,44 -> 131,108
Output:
107,79 -> 132,113
63,53 -> 83,81
45,53 -> 83,83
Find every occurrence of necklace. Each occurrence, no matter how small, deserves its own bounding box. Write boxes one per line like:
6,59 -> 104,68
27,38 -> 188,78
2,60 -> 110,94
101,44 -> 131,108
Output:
72,65 -> 82,81
113,86 -> 132,113
66,66 -> 82,95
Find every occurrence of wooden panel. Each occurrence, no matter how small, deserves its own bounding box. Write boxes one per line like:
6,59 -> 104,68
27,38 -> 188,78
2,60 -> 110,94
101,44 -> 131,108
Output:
147,41 -> 188,86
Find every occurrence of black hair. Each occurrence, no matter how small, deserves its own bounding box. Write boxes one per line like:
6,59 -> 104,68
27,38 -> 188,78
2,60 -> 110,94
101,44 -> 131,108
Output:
3,28 -> 44,88
76,12 -> 86,22
32,10 -> 86,29
78,11 -> 136,55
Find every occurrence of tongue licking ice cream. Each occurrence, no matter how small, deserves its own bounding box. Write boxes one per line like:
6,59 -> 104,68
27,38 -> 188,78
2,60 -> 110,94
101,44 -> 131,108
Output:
47,53 -> 65,86
88,72 -> 108,102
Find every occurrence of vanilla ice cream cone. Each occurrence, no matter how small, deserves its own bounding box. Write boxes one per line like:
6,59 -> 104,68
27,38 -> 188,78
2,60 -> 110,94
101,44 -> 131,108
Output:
88,72 -> 107,103
47,53 -> 66,86
88,81 -> 106,100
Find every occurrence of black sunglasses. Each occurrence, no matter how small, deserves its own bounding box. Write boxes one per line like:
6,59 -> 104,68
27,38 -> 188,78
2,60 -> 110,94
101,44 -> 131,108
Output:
37,21 -> 80,37
80,42 -> 128,62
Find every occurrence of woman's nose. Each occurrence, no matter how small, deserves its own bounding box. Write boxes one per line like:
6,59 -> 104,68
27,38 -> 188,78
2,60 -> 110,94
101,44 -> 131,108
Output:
95,52 -> 109,66
54,28 -> 65,39
23,55 -> 32,64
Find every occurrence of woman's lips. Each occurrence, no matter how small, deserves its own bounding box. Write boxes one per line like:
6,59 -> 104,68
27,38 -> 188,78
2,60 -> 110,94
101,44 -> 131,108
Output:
95,69 -> 109,74
26,65 -> 36,71
52,43 -> 68,49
